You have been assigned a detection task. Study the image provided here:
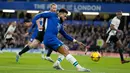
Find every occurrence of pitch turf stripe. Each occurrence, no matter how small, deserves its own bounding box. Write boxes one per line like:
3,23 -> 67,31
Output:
0,65 -> 77,72
0,66 -> 103,73
0,66 -> 125,73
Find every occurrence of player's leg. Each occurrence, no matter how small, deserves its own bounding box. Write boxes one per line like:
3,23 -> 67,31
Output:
116,40 -> 130,64
53,45 -> 67,68
0,38 -> 11,52
100,42 -> 108,56
0,38 -> 15,53
85,46 -> 90,55
36,31 -> 53,61
19,39 -> 40,56
16,30 -> 45,62
53,54 -> 64,65
128,51 -> 130,57
16,39 -> 40,62
46,48 -> 52,57
45,48 -> 54,63
53,45 -> 68,66
40,43 -> 54,63
17,31 -> 39,56
53,53 -> 65,70
100,33 -> 110,56
57,45 -> 90,72
17,41 -> 31,56
40,43 -> 45,59
34,30 -> 54,62
8,38 -> 15,47
0,41 -> 6,53
44,39 -> 90,72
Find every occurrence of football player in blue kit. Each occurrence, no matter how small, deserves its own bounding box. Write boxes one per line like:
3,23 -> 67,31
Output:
32,8 -> 91,72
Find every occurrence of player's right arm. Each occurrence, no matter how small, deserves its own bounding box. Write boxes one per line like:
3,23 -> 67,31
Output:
110,24 -> 117,31
33,12 -> 56,31
36,18 -> 43,31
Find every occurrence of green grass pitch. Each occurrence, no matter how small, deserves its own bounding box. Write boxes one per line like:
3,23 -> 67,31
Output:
0,52 -> 130,73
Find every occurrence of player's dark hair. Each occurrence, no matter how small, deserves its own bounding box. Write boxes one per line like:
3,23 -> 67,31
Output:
116,11 -> 122,15
59,8 -> 68,14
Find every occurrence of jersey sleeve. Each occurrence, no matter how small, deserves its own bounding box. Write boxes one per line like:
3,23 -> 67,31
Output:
59,25 -> 74,41
33,12 -> 55,21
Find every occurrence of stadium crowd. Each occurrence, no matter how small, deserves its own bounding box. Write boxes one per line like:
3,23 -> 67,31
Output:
0,20 -> 130,56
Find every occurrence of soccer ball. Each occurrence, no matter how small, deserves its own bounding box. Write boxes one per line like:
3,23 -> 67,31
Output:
90,52 -> 101,62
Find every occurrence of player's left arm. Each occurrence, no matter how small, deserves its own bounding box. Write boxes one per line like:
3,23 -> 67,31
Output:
59,25 -> 85,46
59,25 -> 73,41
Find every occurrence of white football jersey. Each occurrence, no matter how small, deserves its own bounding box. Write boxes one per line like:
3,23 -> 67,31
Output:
106,16 -> 120,35
4,25 -> 16,39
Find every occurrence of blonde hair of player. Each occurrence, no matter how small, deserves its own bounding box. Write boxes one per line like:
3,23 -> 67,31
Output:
50,3 -> 57,12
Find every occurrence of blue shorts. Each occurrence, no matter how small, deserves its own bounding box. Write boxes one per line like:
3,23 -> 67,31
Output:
29,31 -> 38,42
44,38 -> 63,51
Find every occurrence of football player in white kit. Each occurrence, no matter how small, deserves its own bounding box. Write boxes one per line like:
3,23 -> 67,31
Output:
101,11 -> 130,64
0,21 -> 16,53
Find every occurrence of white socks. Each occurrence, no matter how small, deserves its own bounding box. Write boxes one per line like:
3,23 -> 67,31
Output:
41,48 -> 45,54
56,54 -> 65,64
66,54 -> 82,69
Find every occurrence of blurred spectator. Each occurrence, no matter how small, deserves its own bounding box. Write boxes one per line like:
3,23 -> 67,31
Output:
19,11 -> 25,18
25,13 -> 32,20
74,13 -> 86,20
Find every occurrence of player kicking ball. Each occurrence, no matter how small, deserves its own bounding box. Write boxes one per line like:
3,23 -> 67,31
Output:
33,8 -> 91,72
